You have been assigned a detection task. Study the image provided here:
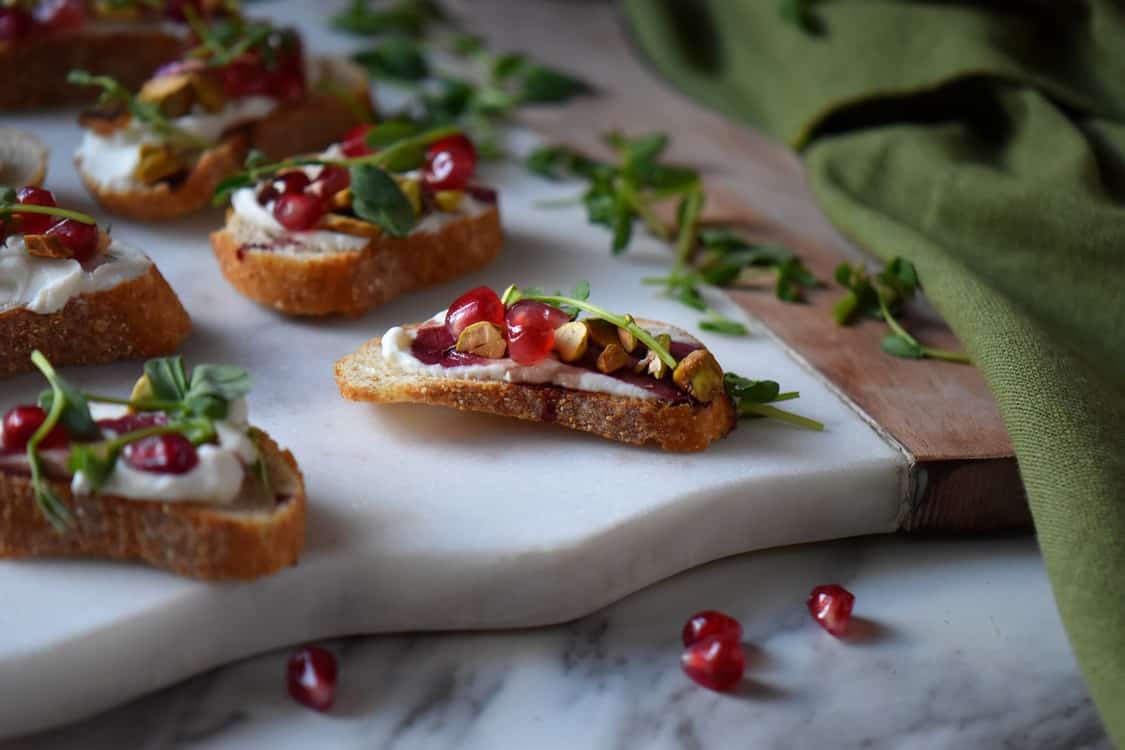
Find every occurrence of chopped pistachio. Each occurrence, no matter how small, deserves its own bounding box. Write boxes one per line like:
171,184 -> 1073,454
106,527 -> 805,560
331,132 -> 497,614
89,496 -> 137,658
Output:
672,349 -> 724,403
553,321 -> 589,362
133,143 -> 187,184
433,190 -> 464,212
395,176 -> 423,216
596,343 -> 630,374
138,74 -> 196,118
191,73 -> 226,113
128,374 -> 155,413
329,188 -> 353,212
635,333 -> 672,379
23,235 -> 71,260
455,321 -> 507,358
585,318 -> 620,349
617,315 -> 639,353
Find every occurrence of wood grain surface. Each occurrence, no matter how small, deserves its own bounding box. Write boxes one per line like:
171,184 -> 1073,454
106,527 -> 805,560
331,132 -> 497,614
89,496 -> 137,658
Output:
457,0 -> 1029,531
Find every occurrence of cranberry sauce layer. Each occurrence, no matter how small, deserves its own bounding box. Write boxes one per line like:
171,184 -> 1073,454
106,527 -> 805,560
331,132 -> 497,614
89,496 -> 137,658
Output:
409,324 -> 702,404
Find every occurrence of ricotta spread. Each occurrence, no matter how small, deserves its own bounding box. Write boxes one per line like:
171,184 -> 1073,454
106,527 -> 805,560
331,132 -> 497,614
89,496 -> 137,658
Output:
378,313 -> 696,401
70,400 -> 259,505
0,235 -> 152,314
75,95 -> 279,189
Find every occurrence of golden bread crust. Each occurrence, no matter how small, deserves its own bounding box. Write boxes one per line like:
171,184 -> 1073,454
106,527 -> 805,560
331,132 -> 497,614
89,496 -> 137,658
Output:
0,430 -> 306,580
211,204 -> 503,317
0,264 -> 192,378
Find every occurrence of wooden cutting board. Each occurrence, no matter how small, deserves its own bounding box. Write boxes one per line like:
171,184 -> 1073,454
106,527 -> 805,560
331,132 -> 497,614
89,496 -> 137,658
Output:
463,0 -> 1028,532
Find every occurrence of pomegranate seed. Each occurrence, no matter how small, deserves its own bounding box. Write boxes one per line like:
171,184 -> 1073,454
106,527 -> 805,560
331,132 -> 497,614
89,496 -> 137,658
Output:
0,9 -> 33,41
306,165 -> 350,204
682,610 -> 743,648
505,300 -> 570,331
339,124 -> 375,158
45,219 -> 99,263
15,187 -> 59,235
122,433 -> 199,475
681,636 -> 745,692
273,194 -> 325,231
445,286 -> 505,337
267,52 -> 306,101
2,405 -> 70,452
96,412 -> 167,436
807,584 -> 855,637
422,134 -> 477,192
36,0 -> 85,32
222,57 -> 272,99
506,325 -> 554,365
274,171 -> 311,196
287,646 -> 337,712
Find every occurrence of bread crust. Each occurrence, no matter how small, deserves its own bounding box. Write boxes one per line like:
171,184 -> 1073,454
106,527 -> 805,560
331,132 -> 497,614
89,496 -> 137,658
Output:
75,57 -> 373,221
0,264 -> 192,378
0,27 -> 185,111
0,430 -> 306,580
211,204 -> 504,317
334,334 -> 737,452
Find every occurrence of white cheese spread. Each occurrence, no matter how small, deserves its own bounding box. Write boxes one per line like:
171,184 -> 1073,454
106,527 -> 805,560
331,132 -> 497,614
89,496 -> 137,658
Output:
378,313 -> 696,401
0,235 -> 152,314
70,400 -> 259,505
75,95 -> 279,189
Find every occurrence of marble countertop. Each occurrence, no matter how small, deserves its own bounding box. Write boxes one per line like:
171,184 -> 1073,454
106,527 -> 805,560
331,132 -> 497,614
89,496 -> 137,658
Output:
8,535 -> 1107,750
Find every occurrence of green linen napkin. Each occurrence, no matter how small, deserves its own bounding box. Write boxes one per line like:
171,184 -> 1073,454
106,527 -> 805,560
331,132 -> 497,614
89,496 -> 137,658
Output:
622,1 -> 1125,741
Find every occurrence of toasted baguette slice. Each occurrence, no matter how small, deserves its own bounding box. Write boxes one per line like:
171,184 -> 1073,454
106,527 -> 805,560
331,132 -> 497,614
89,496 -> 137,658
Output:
75,57 -> 373,221
211,202 -> 503,317
334,322 -> 737,452
0,429 -> 305,580
0,128 -> 48,187
0,25 -> 184,111
0,264 -> 191,378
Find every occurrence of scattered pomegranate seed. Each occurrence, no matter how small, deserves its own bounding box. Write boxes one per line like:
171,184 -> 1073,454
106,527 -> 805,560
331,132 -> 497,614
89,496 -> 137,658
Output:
682,610 -> 743,648
681,636 -> 745,692
306,165 -> 350,204
122,433 -> 199,475
0,8 -> 33,41
445,286 -> 505,337
273,171 -> 311,196
505,301 -> 569,364
287,646 -> 337,712
35,0 -> 85,32
506,300 -> 570,332
222,56 -> 272,99
2,405 -> 70,452
422,134 -> 478,191
807,584 -> 855,637
96,412 -> 168,436
273,194 -> 325,231
339,124 -> 375,158
45,219 -> 99,263
15,186 -> 58,235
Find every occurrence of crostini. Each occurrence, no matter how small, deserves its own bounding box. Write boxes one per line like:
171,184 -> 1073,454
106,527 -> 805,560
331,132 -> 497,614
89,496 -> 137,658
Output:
335,283 -> 740,451
0,0 -> 234,111
210,126 -> 503,316
71,15 -> 373,220
0,128 -> 48,187
0,353 -> 305,579
0,184 -> 191,377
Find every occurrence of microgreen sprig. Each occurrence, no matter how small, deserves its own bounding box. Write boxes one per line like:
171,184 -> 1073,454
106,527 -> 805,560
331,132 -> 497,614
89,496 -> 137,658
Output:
724,373 -> 824,431
0,189 -> 96,226
68,70 -> 212,150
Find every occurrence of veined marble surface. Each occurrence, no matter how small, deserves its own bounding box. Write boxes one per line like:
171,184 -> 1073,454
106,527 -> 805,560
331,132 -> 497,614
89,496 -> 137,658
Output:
8,536 -> 1107,750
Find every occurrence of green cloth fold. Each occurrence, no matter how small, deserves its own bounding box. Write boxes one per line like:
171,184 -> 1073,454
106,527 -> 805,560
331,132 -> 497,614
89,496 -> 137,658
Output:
623,1 -> 1125,742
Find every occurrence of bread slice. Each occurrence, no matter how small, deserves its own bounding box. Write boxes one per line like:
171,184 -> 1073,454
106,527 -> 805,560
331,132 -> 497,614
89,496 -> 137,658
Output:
75,57 -> 373,221
334,322 -> 738,452
0,128 -> 48,187
0,429 -> 306,580
0,264 -> 192,378
0,25 -> 184,111
211,203 -> 504,317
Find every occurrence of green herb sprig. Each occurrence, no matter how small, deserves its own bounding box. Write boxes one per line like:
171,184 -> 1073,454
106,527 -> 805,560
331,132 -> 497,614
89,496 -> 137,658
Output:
0,188 -> 97,226
67,70 -> 212,150
724,373 -> 824,431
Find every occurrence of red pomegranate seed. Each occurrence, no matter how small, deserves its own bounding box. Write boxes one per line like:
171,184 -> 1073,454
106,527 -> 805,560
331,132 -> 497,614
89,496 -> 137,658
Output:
222,56 -> 272,98
122,433 -> 199,475
96,412 -> 168,436
273,194 -> 325,231
506,325 -> 554,364
2,405 -> 69,452
36,0 -> 85,32
681,636 -> 745,692
445,286 -> 505,337
339,124 -> 375,158
807,584 -> 855,637
306,165 -> 350,204
45,219 -> 99,262
0,8 -> 33,41
287,645 -> 337,712
506,300 -> 570,331
267,52 -> 306,101
273,171 -> 311,196
682,610 -> 743,648
15,186 -> 58,235
422,134 -> 477,192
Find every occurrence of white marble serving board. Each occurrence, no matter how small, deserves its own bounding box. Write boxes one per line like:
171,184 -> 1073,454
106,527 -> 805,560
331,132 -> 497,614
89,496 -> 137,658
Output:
0,1 -> 905,737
